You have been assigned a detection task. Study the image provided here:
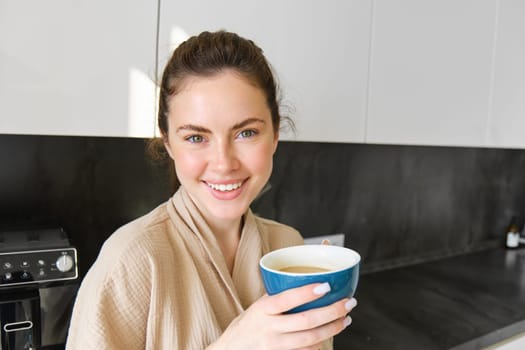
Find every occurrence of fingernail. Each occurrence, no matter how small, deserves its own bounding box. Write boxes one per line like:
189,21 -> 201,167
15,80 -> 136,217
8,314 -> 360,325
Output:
313,282 -> 331,295
343,316 -> 352,328
345,298 -> 357,311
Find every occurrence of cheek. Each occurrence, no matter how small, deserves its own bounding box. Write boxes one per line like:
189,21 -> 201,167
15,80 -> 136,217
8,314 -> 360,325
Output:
245,144 -> 275,175
172,150 -> 205,178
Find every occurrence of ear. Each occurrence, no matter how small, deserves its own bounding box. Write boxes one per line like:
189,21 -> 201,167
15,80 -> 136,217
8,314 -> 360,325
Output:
272,130 -> 279,154
163,135 -> 176,160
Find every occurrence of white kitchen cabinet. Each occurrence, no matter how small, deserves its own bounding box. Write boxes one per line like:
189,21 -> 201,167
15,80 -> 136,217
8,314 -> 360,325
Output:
0,0 -> 157,137
366,0 -> 497,147
487,0 -> 525,149
2,0 -> 523,148
157,0 -> 372,143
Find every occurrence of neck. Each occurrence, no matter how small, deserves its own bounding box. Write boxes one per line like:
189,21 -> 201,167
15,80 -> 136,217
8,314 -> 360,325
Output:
209,216 -> 243,274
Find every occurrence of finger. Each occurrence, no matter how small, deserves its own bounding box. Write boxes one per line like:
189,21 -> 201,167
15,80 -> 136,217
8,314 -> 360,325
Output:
321,239 -> 331,245
295,344 -> 324,350
263,282 -> 331,315
280,315 -> 351,349
277,297 -> 356,333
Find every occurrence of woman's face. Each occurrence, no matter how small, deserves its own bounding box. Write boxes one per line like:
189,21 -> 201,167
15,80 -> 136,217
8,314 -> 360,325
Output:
164,70 -> 278,226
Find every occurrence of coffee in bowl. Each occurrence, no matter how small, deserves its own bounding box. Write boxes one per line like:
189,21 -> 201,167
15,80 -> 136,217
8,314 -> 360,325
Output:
278,265 -> 332,274
259,244 -> 360,313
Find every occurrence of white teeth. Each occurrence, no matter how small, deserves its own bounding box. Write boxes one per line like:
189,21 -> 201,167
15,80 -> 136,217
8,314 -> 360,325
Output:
207,181 -> 242,192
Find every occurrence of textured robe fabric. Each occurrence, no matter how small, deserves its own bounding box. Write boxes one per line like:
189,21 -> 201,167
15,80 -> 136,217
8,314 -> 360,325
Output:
66,187 -> 333,350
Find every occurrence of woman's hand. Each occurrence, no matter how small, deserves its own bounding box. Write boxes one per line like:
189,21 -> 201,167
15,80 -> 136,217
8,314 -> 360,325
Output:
208,282 -> 357,350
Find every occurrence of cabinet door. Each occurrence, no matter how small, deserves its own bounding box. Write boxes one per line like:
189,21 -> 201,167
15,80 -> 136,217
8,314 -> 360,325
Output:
366,0 -> 496,147
0,1 -> 157,137
157,0 -> 371,143
487,0 -> 525,148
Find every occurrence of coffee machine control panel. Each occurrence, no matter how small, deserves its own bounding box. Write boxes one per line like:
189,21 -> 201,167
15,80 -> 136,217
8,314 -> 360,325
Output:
0,248 -> 78,287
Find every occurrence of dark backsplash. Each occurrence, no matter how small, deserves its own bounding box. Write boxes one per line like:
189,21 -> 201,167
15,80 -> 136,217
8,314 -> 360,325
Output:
255,142 -> 525,272
1,134 -> 524,276
0,134 -> 174,278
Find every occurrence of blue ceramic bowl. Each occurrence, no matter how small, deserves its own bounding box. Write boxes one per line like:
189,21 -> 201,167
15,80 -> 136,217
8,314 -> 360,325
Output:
259,244 -> 360,313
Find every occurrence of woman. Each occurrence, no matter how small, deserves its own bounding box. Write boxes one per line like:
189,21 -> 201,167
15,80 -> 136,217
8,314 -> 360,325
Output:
66,30 -> 356,350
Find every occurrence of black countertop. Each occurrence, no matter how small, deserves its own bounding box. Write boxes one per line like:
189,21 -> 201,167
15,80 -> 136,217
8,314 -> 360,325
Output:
334,248 -> 525,349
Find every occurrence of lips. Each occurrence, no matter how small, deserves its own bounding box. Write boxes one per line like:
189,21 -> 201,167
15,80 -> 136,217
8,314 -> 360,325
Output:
205,180 -> 244,192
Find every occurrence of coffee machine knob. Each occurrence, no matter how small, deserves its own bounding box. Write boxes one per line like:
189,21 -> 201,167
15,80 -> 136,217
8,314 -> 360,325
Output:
56,254 -> 74,272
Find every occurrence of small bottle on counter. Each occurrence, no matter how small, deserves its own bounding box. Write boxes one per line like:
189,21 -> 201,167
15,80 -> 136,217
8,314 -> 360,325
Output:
505,219 -> 521,249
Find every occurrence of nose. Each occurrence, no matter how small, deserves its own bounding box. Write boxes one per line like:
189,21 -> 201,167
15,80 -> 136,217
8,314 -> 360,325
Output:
211,140 -> 239,173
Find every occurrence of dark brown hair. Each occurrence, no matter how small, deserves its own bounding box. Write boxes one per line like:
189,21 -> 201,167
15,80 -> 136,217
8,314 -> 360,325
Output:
158,30 -> 293,139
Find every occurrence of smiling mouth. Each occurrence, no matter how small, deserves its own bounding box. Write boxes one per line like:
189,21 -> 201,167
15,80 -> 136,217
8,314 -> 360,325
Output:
205,181 -> 243,192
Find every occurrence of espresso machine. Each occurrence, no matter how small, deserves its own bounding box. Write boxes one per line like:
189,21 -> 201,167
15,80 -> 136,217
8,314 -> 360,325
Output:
0,227 -> 78,350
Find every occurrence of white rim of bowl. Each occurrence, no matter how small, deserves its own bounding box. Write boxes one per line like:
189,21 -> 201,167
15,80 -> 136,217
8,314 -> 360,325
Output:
259,245 -> 361,276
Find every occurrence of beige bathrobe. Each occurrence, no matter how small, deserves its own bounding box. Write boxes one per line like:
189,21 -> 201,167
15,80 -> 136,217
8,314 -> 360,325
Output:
66,188 -> 333,350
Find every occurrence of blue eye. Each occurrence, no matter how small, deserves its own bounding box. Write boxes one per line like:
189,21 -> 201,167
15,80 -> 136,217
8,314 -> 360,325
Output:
186,135 -> 204,143
238,129 -> 257,138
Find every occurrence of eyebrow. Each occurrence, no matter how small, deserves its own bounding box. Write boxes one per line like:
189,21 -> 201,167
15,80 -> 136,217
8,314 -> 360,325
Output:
175,117 -> 266,133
